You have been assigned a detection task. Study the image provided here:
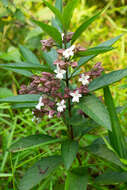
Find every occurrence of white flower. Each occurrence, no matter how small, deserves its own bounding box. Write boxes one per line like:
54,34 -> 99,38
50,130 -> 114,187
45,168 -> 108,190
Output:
70,90 -> 82,103
63,45 -> 75,59
56,100 -> 66,112
79,74 -> 90,86
62,33 -> 64,41
36,96 -> 44,110
54,64 -> 66,80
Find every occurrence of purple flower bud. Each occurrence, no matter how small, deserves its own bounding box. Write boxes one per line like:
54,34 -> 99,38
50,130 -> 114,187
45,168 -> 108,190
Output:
28,90 -> 37,94
51,87 -> 59,91
40,78 -> 47,82
34,80 -> 40,84
57,49 -> 64,55
57,93 -> 62,99
42,72 -> 53,77
75,46 -> 86,53
37,87 -> 44,92
78,86 -> 89,94
64,94 -> 70,98
32,76 -> 39,80
44,81 -> 52,86
66,32 -> 74,42
71,61 -> 78,68
48,101 -> 55,108
43,88 -> 50,93
40,39 -> 54,51
57,112 -> 62,117
48,110 -> 56,118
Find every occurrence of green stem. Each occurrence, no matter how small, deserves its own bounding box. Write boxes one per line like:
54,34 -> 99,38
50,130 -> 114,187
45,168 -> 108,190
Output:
63,32 -> 82,165
63,32 -> 74,139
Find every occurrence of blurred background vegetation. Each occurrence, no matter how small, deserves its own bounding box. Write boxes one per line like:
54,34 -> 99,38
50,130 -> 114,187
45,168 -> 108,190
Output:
0,0 -> 127,189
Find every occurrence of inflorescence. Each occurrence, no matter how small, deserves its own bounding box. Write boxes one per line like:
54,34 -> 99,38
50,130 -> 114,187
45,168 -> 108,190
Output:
19,32 -> 104,121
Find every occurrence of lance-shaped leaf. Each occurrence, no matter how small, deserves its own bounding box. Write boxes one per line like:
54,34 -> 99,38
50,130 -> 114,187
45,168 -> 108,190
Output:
52,0 -> 63,32
63,0 -> 79,30
89,68 -> 127,92
0,62 -> 52,72
9,134 -> 61,152
33,20 -> 62,46
65,167 -> 88,190
77,94 -> 111,130
70,108 -> 98,137
0,94 -> 40,103
18,156 -> 62,190
61,140 -> 79,170
55,0 -> 63,13
72,35 -> 122,77
42,48 -> 58,71
1,67 -> 33,77
86,142 -> 123,168
104,86 -> 127,159
71,11 -> 101,44
19,45 -> 40,65
95,170 -> 127,184
12,103 -> 37,109
76,46 -> 114,57
43,1 -> 63,24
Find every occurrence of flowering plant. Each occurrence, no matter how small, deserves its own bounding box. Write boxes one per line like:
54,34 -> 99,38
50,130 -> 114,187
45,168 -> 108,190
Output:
1,0 -> 127,189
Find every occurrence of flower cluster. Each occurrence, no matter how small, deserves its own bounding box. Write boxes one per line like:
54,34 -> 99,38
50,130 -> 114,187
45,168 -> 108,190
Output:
19,32 -> 104,121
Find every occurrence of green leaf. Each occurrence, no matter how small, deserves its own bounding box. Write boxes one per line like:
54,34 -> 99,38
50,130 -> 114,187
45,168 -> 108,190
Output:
63,0 -> 78,30
19,45 -> 40,65
9,134 -> 60,152
42,48 -> 58,71
104,86 -> 127,158
76,46 -> 114,57
72,35 -> 122,77
0,88 -> 13,98
52,0 -> 63,32
43,1 -> 63,24
0,94 -> 40,103
89,69 -> 127,92
71,11 -> 101,44
18,156 -> 62,190
0,47 -> 21,62
65,167 -> 88,190
33,20 -> 62,46
11,103 -> 37,109
0,62 -> 52,72
72,120 -> 97,138
77,94 -> 111,130
52,18 -> 63,33
86,143 -> 123,168
61,140 -> 78,170
25,27 -> 43,41
2,67 -> 33,77
95,170 -> 127,184
55,0 -> 63,13
70,108 -> 98,137
98,34 -> 123,47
